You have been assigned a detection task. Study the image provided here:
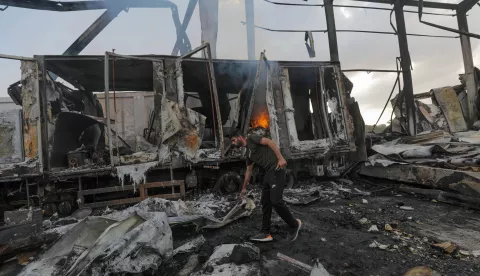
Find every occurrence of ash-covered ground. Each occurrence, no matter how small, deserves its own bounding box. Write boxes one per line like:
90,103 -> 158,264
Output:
6,179 -> 480,276
161,179 -> 480,276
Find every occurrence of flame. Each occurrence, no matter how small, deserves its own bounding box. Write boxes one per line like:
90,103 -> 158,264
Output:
250,109 -> 270,129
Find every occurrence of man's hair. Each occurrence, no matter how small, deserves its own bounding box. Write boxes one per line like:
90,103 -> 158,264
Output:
231,129 -> 244,138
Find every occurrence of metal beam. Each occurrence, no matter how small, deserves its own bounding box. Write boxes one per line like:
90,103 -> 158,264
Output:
324,0 -> 339,62
245,0 -> 256,60
418,0 -> 480,39
457,10 -> 478,124
0,0 -> 174,11
353,0 -> 458,10
171,0 -> 197,56
458,0 -> 479,11
64,7 -> 123,55
104,52 -> 114,168
395,2 -> 416,136
35,56 -> 50,173
0,54 -> 34,61
247,23 -> 459,38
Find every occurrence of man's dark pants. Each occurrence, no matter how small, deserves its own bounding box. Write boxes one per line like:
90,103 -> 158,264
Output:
261,169 -> 298,233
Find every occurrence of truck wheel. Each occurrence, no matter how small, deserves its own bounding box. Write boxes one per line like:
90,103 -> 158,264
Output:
43,202 -> 58,217
286,170 -> 296,189
214,172 -> 242,195
58,201 -> 73,216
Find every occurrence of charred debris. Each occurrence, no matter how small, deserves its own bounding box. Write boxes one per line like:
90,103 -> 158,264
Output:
362,68 -> 480,211
0,43 -> 361,223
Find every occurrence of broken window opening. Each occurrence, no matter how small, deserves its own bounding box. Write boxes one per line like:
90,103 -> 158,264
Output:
287,67 -> 329,141
323,66 -> 347,141
181,60 -> 257,149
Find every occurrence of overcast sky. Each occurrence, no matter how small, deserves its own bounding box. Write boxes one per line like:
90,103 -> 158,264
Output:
0,0 -> 479,124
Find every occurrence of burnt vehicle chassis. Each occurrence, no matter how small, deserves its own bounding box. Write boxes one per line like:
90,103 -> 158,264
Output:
0,44 -> 363,216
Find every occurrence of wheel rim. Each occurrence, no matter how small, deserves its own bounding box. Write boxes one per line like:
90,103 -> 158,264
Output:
220,174 -> 240,193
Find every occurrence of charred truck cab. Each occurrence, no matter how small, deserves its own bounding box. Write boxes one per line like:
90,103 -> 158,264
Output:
0,44 -> 364,216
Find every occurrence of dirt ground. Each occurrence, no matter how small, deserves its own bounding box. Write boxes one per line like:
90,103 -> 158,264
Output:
163,179 -> 480,276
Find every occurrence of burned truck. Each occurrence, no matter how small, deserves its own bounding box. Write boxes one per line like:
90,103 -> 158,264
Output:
0,44 -> 364,216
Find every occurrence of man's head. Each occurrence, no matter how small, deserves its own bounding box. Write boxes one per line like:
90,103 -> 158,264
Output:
231,131 -> 247,148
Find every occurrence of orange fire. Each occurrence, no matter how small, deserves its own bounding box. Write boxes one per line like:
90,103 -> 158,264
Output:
250,109 -> 270,129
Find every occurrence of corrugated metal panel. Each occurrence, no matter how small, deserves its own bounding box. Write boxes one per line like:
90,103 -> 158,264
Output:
96,92 -> 154,149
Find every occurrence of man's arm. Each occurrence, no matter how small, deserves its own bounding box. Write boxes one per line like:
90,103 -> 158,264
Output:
259,138 -> 287,169
241,164 -> 254,197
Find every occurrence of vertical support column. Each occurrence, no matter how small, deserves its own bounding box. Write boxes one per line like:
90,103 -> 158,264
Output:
245,0 -> 256,60
150,61 -> 165,144
104,53 -> 114,168
394,2 -> 416,136
205,44 -> 225,157
457,10 -> 478,124
176,59 -> 185,107
21,61 -> 39,161
324,0 -> 339,62
35,56 -> 50,173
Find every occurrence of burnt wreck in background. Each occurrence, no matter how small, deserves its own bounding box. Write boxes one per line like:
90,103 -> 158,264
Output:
0,43 -> 363,220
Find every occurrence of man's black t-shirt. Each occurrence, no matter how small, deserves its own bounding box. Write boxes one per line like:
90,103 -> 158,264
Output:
246,134 -> 278,172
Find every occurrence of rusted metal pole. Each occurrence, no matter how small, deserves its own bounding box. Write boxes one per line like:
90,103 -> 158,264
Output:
205,44 -> 225,157
457,10 -> 478,124
36,56 -> 50,173
245,0 -> 256,60
104,52 -> 114,168
394,2 -> 416,136
324,0 -> 339,62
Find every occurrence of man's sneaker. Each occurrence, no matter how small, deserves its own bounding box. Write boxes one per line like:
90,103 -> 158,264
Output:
288,219 -> 302,241
250,233 -> 273,242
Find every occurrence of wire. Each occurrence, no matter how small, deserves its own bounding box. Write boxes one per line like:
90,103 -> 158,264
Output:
372,73 -> 400,132
332,4 -> 456,16
264,0 -> 323,6
390,0 -> 398,35
0,5 -> 8,11
243,23 -> 459,38
342,69 -> 401,73
263,0 -> 456,16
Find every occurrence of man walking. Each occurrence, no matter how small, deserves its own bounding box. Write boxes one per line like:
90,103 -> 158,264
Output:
231,131 -> 302,242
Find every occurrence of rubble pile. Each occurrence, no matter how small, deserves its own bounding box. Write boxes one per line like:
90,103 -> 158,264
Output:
362,74 -> 480,211
1,178 -> 480,275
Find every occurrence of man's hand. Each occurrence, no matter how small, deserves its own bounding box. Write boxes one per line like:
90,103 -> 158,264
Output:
240,187 -> 247,198
276,157 -> 287,170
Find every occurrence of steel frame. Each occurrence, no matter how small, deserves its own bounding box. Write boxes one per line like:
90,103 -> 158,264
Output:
2,0 -> 479,135
249,0 -> 480,135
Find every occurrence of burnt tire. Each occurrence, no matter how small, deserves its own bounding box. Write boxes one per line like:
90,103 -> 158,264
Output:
214,172 -> 242,195
285,170 -> 296,189
58,201 -> 73,217
43,202 -> 58,217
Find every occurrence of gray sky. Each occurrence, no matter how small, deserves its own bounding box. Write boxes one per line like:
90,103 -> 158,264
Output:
0,0 -> 479,124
